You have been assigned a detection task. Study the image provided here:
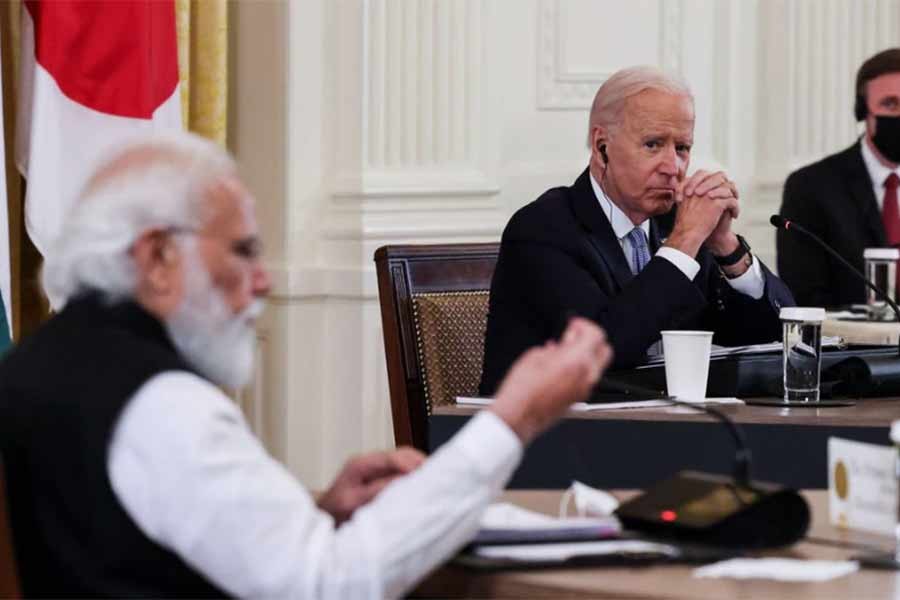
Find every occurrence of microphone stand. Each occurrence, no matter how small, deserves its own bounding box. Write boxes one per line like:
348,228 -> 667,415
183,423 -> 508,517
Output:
772,215 -> 900,357
775,221 -> 900,566
597,378 -> 752,490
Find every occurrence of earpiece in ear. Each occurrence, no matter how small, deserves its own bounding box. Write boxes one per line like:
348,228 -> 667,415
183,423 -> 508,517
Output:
599,144 -> 608,164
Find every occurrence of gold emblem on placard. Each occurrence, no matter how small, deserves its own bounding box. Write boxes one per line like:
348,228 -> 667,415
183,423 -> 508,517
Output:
834,460 -> 849,500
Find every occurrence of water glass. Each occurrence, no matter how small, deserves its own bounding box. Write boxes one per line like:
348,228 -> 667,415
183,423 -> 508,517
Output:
864,248 -> 899,321
781,307 -> 826,403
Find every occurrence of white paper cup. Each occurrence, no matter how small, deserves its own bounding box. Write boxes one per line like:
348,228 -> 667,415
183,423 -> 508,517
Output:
661,330 -> 714,402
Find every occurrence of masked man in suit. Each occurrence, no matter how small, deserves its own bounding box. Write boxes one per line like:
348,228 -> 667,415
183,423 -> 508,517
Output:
778,48 -> 900,307
480,65 -> 794,395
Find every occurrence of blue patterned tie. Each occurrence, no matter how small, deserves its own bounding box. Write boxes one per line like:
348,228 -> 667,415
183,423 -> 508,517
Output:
625,227 -> 651,275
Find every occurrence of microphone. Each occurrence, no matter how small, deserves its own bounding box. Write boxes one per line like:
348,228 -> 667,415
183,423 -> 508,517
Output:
598,378 -> 751,486
598,377 -> 811,549
772,214 -> 900,355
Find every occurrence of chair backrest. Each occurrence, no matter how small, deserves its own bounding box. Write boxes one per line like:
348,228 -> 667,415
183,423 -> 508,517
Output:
0,458 -> 22,599
374,243 -> 499,450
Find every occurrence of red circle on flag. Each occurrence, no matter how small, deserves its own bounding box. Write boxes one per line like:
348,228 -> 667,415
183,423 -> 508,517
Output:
25,0 -> 179,120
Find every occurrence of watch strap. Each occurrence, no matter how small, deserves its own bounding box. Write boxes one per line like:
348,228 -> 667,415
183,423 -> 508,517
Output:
714,234 -> 751,266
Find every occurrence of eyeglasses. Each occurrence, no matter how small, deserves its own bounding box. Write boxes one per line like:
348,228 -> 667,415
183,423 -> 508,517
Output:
166,226 -> 264,261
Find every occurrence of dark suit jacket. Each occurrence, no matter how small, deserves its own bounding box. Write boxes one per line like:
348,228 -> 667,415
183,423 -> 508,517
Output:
479,168 -> 794,395
777,141 -> 883,307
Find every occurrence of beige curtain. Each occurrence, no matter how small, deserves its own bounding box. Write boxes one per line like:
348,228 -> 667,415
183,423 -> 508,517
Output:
0,0 -> 229,339
176,0 -> 229,146
1,1 -> 28,340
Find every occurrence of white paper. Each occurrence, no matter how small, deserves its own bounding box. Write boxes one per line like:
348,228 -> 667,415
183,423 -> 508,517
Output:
566,481 -> 620,516
455,397 -> 743,411
474,540 -> 679,562
693,558 -> 859,582
639,336 -> 845,368
480,502 -> 612,531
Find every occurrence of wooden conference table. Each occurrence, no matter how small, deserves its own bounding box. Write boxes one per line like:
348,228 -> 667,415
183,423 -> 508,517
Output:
414,490 -> 898,599
429,399 -> 900,489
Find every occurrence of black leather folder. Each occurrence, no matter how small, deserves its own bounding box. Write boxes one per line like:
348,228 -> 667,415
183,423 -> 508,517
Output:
602,346 -> 900,399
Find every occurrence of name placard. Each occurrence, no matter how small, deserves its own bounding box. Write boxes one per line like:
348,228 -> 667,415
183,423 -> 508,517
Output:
828,437 -> 897,535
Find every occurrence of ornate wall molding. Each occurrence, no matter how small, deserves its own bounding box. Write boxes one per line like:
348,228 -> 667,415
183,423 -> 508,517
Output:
235,332 -> 269,440
331,0 -> 497,200
765,0 -> 899,174
537,0 -> 684,110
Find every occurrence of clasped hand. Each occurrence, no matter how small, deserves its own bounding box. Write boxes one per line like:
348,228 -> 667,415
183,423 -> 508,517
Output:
666,169 -> 741,257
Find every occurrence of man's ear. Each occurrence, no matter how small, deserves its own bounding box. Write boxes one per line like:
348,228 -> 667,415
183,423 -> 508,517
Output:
131,229 -> 178,293
590,127 -> 608,161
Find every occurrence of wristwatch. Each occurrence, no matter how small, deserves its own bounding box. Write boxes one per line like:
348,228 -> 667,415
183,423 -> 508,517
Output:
713,234 -> 751,266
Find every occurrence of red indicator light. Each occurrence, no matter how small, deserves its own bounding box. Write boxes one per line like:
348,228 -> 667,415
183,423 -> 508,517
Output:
660,510 -> 677,522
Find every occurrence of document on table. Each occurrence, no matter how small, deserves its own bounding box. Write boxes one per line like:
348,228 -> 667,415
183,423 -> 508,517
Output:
473,502 -> 621,545
455,397 -> 744,411
639,336 -> 845,368
472,539 -> 680,562
464,502 -> 682,564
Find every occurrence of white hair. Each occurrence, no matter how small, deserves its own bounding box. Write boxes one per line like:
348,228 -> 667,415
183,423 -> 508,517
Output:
587,65 -> 693,145
42,131 -> 236,307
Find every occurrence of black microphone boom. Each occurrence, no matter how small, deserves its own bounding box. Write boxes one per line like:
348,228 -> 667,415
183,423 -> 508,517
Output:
772,214 -> 900,356
598,377 -> 752,487
599,376 -> 811,549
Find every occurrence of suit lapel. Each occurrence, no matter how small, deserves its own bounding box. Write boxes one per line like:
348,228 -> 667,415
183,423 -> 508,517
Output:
649,219 -> 662,252
570,168 -> 634,290
842,141 -> 885,246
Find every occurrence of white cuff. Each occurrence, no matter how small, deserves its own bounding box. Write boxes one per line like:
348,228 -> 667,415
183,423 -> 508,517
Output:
656,246 -> 701,281
723,254 -> 765,299
450,410 -> 523,484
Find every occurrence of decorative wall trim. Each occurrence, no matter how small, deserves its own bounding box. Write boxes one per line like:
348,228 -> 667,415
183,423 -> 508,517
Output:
331,0 -> 497,213
358,0 -> 484,169
267,264 -> 378,300
537,0 -> 684,110
659,0 -> 683,73
320,221 -> 504,241
778,0 -> 898,165
235,332 -> 269,439
330,169 -> 499,199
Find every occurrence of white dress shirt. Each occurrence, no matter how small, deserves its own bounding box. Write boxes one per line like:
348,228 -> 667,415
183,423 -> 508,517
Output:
861,137 -> 900,211
589,174 -> 765,299
108,372 -> 522,599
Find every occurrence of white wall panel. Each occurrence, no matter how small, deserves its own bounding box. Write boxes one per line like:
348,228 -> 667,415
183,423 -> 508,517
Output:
537,0 -> 681,109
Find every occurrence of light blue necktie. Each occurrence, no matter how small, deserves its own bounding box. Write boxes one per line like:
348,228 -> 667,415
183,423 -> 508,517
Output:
625,227 -> 651,275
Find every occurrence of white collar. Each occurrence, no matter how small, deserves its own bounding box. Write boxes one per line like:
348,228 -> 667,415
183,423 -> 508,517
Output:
861,136 -> 900,192
589,172 -> 651,240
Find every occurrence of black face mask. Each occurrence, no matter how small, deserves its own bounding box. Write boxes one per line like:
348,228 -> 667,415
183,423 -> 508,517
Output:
872,115 -> 900,164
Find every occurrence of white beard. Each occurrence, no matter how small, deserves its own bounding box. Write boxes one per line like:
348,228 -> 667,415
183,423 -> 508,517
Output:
165,252 -> 263,389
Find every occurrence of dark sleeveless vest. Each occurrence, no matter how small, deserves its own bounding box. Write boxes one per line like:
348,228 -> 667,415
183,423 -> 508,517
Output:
0,293 -> 228,598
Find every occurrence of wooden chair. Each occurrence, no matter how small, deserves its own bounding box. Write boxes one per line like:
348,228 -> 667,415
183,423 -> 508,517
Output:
0,458 -> 22,599
374,243 -> 499,451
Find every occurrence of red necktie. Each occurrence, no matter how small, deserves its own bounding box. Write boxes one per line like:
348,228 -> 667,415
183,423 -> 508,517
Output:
883,173 -> 900,245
